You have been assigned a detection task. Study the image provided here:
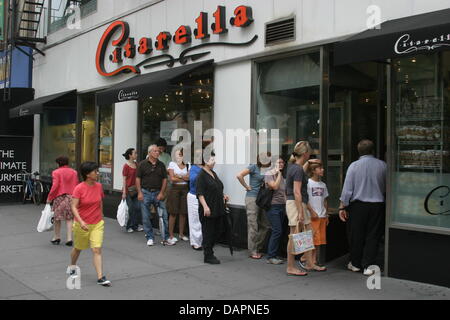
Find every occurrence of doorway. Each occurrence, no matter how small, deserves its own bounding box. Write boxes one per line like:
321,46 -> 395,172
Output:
327,60 -> 387,211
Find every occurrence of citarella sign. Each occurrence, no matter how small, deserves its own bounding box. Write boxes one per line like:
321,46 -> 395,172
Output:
96,5 -> 256,77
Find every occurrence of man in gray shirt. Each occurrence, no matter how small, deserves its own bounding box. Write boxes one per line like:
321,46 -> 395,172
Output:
339,140 -> 386,276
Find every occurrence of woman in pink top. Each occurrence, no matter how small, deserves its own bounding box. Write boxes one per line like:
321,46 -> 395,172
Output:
69,161 -> 111,287
46,156 -> 78,246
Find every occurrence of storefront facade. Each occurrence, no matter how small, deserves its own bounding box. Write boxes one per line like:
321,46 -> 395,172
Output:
14,0 -> 450,287
0,45 -> 34,203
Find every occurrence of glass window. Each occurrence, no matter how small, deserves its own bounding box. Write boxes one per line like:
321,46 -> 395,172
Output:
140,67 -> 214,160
49,0 -> 97,33
256,53 -> 321,160
80,94 -> 96,163
391,52 -> 450,229
40,109 -> 77,177
99,105 -> 113,188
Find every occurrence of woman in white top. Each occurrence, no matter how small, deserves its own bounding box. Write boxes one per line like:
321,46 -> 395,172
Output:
166,149 -> 190,246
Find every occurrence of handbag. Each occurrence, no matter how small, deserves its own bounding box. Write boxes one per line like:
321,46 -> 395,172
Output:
128,185 -> 138,198
289,223 -> 315,255
37,204 -> 55,232
255,181 -> 274,210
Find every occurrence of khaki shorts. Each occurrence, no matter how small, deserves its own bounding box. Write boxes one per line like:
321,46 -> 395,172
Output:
286,200 -> 311,226
73,220 -> 104,250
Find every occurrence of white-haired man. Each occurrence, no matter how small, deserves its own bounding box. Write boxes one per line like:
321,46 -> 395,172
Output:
136,145 -> 169,246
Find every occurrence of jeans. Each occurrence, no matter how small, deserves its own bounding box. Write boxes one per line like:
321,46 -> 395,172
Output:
140,189 -> 169,241
126,195 -> 141,230
265,204 -> 285,259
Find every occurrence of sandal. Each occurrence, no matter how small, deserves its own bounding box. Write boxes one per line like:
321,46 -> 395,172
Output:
287,270 -> 308,276
250,254 -> 262,259
306,265 -> 327,272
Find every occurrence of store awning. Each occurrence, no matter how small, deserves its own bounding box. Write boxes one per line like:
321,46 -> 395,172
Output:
9,90 -> 77,118
334,8 -> 450,66
96,60 -> 214,105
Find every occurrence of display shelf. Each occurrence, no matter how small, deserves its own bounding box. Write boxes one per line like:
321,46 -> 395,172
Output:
398,141 -> 443,146
396,117 -> 448,122
399,165 -> 441,170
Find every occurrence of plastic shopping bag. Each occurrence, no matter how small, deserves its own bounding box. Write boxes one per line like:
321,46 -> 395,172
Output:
117,200 -> 129,227
37,204 -> 55,232
289,224 -> 315,255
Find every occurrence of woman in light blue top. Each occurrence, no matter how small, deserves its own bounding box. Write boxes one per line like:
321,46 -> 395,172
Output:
186,144 -> 205,250
236,153 -> 271,259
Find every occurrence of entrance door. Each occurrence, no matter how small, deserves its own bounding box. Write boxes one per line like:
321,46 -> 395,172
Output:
327,61 -> 387,210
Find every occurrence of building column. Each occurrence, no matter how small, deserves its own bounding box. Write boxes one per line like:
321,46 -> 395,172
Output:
113,100 -> 138,191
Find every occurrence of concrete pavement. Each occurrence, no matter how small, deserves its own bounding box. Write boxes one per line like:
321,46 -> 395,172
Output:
0,203 -> 449,300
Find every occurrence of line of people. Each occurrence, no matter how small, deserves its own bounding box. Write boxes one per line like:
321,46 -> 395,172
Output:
45,137 -> 386,285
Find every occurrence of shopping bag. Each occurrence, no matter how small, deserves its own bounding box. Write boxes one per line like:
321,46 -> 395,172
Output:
116,200 -> 129,227
289,224 -> 315,255
37,204 -> 55,232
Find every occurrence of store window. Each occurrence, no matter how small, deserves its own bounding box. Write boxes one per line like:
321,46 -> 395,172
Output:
40,109 -> 77,177
391,51 -> 450,229
80,94 -> 96,163
140,67 -> 214,160
256,52 -> 321,160
98,105 -> 113,188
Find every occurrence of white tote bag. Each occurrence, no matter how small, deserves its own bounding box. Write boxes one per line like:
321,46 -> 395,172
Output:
116,200 -> 129,227
289,224 -> 315,255
37,204 -> 55,232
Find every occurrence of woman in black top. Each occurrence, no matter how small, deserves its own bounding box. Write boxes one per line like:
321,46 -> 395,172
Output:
196,155 -> 229,264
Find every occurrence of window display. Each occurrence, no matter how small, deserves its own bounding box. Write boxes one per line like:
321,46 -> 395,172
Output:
99,105 -> 113,188
391,52 -> 450,229
80,94 -> 96,163
40,110 -> 77,177
140,67 -> 213,159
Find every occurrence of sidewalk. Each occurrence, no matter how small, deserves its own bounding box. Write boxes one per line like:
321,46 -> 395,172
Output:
0,204 -> 449,300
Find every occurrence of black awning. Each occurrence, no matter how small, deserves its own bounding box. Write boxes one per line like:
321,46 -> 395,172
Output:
9,90 -> 77,118
96,60 -> 214,105
334,8 -> 450,66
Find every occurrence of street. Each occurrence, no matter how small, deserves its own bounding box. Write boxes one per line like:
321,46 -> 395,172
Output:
0,203 -> 449,300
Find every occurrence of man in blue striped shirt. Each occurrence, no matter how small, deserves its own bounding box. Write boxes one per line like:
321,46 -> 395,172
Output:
339,140 -> 386,276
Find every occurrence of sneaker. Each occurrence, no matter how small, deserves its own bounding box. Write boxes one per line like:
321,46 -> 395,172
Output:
347,262 -> 361,272
137,226 -> 144,232
127,228 -> 134,233
267,258 -> 284,265
97,276 -> 111,287
147,239 -> 154,246
166,238 -> 177,246
364,268 -> 375,276
172,237 -> 179,243
180,235 -> 189,241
